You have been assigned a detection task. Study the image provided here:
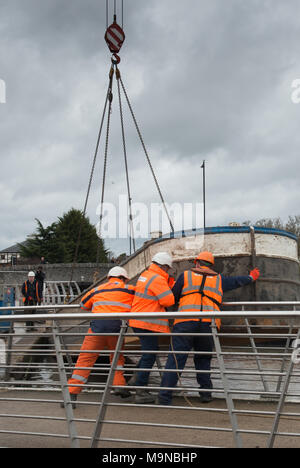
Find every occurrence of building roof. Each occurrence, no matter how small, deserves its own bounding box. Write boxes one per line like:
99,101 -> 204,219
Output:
0,241 -> 28,254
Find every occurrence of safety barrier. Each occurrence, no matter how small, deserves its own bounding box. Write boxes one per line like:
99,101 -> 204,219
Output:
1,281 -> 81,306
0,303 -> 300,448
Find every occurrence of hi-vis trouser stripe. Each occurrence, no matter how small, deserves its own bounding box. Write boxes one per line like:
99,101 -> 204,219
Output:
71,374 -> 87,384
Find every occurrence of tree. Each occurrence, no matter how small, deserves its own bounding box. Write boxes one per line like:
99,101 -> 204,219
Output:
242,216 -> 300,258
19,219 -> 59,263
19,208 -> 108,263
285,215 -> 300,238
55,208 -> 108,263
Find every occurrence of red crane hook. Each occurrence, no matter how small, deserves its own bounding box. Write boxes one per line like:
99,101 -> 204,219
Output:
105,16 -> 125,64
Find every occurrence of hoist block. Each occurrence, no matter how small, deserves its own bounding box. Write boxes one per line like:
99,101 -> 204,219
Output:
105,21 -> 125,54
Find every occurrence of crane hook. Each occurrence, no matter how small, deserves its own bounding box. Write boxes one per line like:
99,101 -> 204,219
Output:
105,17 -> 125,64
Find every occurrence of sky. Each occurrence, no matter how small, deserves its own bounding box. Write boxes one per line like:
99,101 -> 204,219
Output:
1,0 -> 300,256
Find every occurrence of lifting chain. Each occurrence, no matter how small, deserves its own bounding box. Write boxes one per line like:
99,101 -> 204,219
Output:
72,3 -> 174,282
96,66 -> 115,263
116,68 -> 175,234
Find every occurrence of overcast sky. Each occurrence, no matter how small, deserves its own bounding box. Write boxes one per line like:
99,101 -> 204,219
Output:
1,0 -> 300,256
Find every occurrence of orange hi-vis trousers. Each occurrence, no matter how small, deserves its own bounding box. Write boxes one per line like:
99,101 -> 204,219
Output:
68,328 -> 126,395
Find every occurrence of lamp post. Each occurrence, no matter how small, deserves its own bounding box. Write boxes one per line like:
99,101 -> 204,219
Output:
201,160 -> 206,230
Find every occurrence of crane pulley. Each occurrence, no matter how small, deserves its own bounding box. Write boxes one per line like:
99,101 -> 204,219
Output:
104,15 -> 125,65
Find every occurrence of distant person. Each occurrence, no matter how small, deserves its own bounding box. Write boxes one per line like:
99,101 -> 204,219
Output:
158,251 -> 260,406
40,257 -> 46,264
35,266 -> 46,290
21,271 -> 43,331
67,267 -> 135,407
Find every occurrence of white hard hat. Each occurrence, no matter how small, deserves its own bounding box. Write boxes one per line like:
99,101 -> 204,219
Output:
107,266 -> 129,280
28,271 -> 35,277
152,252 -> 173,268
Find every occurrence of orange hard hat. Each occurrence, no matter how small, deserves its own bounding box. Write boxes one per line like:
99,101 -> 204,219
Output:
194,251 -> 214,265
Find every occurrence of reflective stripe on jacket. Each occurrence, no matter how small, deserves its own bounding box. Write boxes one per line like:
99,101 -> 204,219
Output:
80,279 -> 135,314
175,270 -> 223,328
129,263 -> 175,333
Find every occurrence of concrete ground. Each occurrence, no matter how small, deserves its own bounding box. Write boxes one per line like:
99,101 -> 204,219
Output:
0,389 -> 300,449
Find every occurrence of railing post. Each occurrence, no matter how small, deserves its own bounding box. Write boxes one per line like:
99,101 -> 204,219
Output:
267,327 -> 300,448
4,312 -> 14,382
275,307 -> 296,394
90,320 -> 128,448
211,318 -> 243,448
244,312 -> 270,394
52,320 -> 80,448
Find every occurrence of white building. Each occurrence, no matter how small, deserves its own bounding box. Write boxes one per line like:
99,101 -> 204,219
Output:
0,242 -> 27,264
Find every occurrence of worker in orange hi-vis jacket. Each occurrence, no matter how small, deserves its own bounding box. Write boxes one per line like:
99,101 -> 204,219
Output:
67,266 -> 135,407
158,251 -> 260,406
129,252 -> 175,404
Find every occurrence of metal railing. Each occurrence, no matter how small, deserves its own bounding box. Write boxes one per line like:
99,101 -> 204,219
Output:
0,281 -> 82,306
0,303 -> 300,448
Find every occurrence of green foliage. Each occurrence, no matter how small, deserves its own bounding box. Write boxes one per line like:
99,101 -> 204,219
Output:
19,208 -> 108,263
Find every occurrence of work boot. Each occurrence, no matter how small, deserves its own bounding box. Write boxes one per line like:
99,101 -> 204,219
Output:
199,391 -> 213,403
60,393 -> 77,409
156,397 -> 172,406
112,387 -> 132,398
135,389 -> 155,404
127,373 -> 137,386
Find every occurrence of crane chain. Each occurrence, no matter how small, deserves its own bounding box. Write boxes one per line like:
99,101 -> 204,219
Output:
116,68 -> 136,254
96,66 -> 115,263
118,71 -> 175,234
70,66 -> 113,283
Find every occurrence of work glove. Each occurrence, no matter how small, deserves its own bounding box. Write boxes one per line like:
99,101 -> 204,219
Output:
249,268 -> 260,281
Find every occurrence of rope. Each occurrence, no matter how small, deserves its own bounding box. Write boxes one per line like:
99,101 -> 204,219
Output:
170,331 -> 195,408
106,0 -> 108,28
106,0 -> 123,27
116,67 -> 136,255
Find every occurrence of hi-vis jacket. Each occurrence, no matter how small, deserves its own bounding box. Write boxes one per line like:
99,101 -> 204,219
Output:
80,278 -> 135,316
129,263 -> 175,333
172,268 -> 253,329
21,279 -> 42,304
175,269 -> 223,328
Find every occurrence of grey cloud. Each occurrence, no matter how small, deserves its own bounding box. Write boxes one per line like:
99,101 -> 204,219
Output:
1,0 -> 300,255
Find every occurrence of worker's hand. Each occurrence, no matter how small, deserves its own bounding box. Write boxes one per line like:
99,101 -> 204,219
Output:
249,268 -> 260,281
168,277 -> 175,288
